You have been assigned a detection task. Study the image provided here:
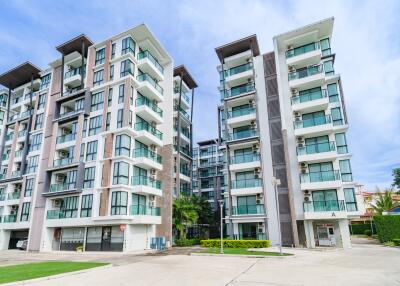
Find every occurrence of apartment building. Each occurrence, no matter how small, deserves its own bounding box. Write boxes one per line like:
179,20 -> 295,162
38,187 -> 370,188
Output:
0,24 -> 191,252
216,17 -> 359,248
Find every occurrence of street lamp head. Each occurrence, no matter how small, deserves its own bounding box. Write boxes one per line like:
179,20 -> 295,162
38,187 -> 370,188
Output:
271,177 -> 281,186
218,199 -> 224,207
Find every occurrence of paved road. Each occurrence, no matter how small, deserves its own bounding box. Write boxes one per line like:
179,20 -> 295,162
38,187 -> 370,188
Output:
1,243 -> 399,286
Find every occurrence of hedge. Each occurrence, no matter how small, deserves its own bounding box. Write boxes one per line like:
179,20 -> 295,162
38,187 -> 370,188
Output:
393,239 -> 400,246
349,223 -> 376,235
175,239 -> 200,247
200,239 -> 269,248
374,215 -> 400,243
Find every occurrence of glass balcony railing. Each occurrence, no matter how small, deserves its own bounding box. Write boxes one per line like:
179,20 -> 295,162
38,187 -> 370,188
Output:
231,178 -> 262,189
286,42 -> 320,58
11,171 -> 21,178
56,133 -> 76,144
18,130 -> 27,138
228,107 -> 256,118
59,108 -> 84,119
223,62 -> 253,78
175,145 -> 192,157
130,205 -> 161,216
228,129 -> 258,141
137,73 -> 164,95
231,153 -> 260,164
174,106 -> 190,120
2,215 -> 17,223
300,170 -> 341,183
24,91 -> 37,100
49,183 -> 76,193
53,157 -> 74,167
2,154 -> 9,160
133,148 -> 162,164
5,133 -> 14,141
46,210 -> 78,219
134,122 -> 163,140
131,175 -> 162,189
303,200 -> 345,212
136,97 -> 163,117
288,64 -> 323,81
294,115 -> 331,129
221,83 -> 255,99
0,194 -> 5,201
346,202 -> 358,212
7,192 -> 20,200
232,233 -> 267,240
14,150 -> 23,157
137,50 -> 164,74
291,89 -> 327,105
64,67 -> 85,79
297,142 -> 336,156
232,204 -> 265,215
0,174 -> 6,180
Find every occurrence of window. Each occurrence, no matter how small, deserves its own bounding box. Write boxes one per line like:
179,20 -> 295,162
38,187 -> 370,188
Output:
35,113 -> 44,130
320,38 -> 331,56
312,190 -> 339,211
110,65 -> 114,81
131,194 -> 146,215
64,170 -> 77,189
91,91 -> 104,112
129,110 -> 133,127
93,70 -> 104,86
113,161 -> 129,185
344,188 -> 358,211
117,109 -> 123,128
121,37 -> 135,55
115,134 -> 131,156
111,191 -> 128,215
88,115 -> 102,136
26,155 -> 39,173
84,167 -> 95,188
20,202 -> 30,221
80,194 -> 93,217
120,59 -> 134,77
327,83 -> 339,102
75,98 -> 85,111
339,159 -> 353,182
130,86 -> 134,105
24,178 -> 34,197
80,143 -> 85,162
29,133 -> 42,151
38,93 -> 46,109
61,196 -> 78,218
108,88 -> 113,106
86,141 -> 98,161
335,133 -> 348,154
301,111 -> 327,128
331,107 -> 343,126
118,84 -> 124,103
323,60 -> 334,76
308,162 -> 334,182
40,73 -> 51,89
106,112 -> 111,131
111,43 -> 116,59
82,119 -> 87,137
95,48 -> 105,65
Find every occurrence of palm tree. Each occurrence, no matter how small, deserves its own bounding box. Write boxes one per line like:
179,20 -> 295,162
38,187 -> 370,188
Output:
371,189 -> 400,214
173,197 -> 199,239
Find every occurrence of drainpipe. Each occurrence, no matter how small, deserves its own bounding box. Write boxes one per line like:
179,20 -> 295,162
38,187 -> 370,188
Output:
175,74 -> 183,198
81,41 -> 85,90
189,87 -> 195,196
60,54 -> 65,98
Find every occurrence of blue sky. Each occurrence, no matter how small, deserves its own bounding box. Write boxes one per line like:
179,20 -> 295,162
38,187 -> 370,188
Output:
0,0 -> 399,190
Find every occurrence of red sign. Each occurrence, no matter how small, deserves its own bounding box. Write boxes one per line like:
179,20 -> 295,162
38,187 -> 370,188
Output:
119,224 -> 126,232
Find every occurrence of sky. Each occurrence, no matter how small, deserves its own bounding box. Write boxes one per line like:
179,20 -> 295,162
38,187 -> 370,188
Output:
0,0 -> 399,191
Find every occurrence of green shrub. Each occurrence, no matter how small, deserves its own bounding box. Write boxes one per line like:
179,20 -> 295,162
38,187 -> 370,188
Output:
200,239 -> 269,248
349,223 -> 375,235
384,241 -> 396,247
175,238 -> 200,247
392,239 -> 400,246
374,215 -> 400,242
364,229 -> 372,236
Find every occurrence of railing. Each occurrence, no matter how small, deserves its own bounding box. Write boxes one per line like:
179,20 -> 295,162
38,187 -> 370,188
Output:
293,115 -> 331,129
288,64 -> 323,81
303,200 -> 345,212
5,133 -> 14,141
20,110 -> 32,118
228,107 -> 256,118
49,183 -> 76,193
11,96 -> 23,105
2,215 -> 17,223
233,233 -> 267,240
297,142 -> 336,155
130,205 -> 161,216
223,62 -> 253,78
221,83 -> 255,99
62,87 -> 82,97
11,171 -> 21,178
346,202 -> 358,212
18,130 -> 27,138
231,153 -> 260,164
2,154 -> 9,160
46,210 -> 78,219
59,108 -> 84,119
286,42 -> 319,58
53,157 -> 74,167
137,73 -> 164,95
7,192 -> 20,200
134,122 -> 163,140
175,145 -> 191,157
0,194 -> 5,201
300,170 -> 341,183
137,50 -> 164,74
131,175 -> 162,189
64,67 -> 85,79
133,148 -> 162,164
174,106 -> 190,120
136,97 -> 163,117
232,204 -> 265,215
24,91 -> 37,100
180,168 -> 190,176
291,89 -> 327,105
56,133 -> 76,144
231,178 -> 262,189
0,174 -> 5,180
14,150 -> 23,157
228,129 -> 258,141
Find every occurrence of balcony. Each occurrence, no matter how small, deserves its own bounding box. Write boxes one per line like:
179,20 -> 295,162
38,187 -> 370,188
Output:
0,193 -> 5,201
291,89 -> 329,113
227,107 -> 256,127
135,97 -> 163,124
288,65 -> 325,89
221,83 -> 255,101
232,204 -> 265,215
53,157 -> 74,168
303,200 -> 347,220
1,215 -> 17,223
232,233 -> 267,240
294,115 -> 331,136
58,108 -> 84,120
130,205 -> 161,216
18,130 -> 28,138
286,42 -> 322,67
137,73 -> 164,102
230,153 -> 261,171
49,183 -> 76,193
300,170 -> 341,191
131,175 -> 162,197
228,129 -> 259,142
133,148 -> 162,170
14,150 -> 23,158
11,171 -> 22,178
7,192 -> 20,200
56,133 -> 76,144
297,142 -> 337,163
64,67 -> 85,87
137,51 -> 164,80
223,63 -> 254,87
5,133 -> 14,142
46,210 -> 78,219
174,106 -> 191,122
64,67 -> 85,79
175,145 -> 192,158
231,178 -> 263,196
134,122 -> 163,146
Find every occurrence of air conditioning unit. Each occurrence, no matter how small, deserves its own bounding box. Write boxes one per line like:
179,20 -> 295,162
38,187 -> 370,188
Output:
10,209 -> 17,215
258,222 -> 263,227
256,199 -> 262,204
297,137 -> 304,143
11,205 -> 18,211
254,168 -> 260,174
256,193 -> 264,200
150,169 -> 156,176
304,190 -> 310,195
287,45 -> 294,50
53,199 -> 62,207
252,143 -> 259,150
150,145 -> 156,152
291,88 -> 298,95
55,174 -> 65,182
293,112 -> 301,117
59,150 -> 69,157
288,66 -> 295,72
304,196 -> 310,202
298,143 -> 304,148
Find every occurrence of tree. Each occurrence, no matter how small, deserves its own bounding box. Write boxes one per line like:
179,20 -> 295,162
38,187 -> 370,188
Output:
371,189 -> 400,214
190,196 -> 214,225
392,168 -> 400,190
173,197 -> 199,239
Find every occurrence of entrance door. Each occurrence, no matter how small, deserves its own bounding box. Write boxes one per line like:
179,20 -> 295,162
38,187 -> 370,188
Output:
101,227 -> 112,251
316,225 -> 336,246
239,223 -> 257,240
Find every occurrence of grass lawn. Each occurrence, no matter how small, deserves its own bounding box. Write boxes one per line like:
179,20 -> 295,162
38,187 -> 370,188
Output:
201,248 -> 293,256
0,261 -> 108,284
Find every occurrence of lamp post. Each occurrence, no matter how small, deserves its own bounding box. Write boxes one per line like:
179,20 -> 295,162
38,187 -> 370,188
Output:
219,200 -> 224,254
272,177 -> 282,255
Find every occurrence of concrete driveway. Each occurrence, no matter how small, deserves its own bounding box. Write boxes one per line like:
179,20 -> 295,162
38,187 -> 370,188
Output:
1,243 -> 399,286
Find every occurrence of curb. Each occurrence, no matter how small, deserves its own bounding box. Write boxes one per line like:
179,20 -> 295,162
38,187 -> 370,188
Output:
2,264 -> 112,286
190,253 -> 290,258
